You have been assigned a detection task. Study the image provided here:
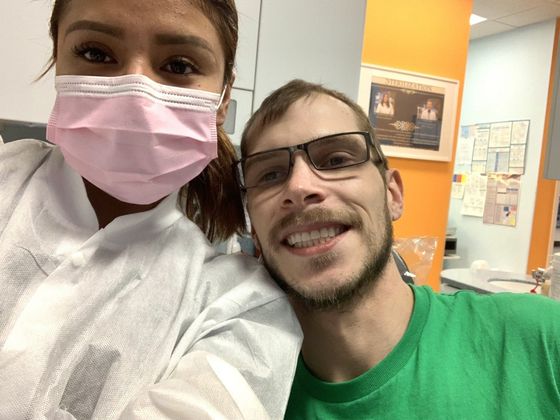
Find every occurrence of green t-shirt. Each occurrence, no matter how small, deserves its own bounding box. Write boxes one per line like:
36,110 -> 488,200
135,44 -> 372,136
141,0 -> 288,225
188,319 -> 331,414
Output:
286,286 -> 560,419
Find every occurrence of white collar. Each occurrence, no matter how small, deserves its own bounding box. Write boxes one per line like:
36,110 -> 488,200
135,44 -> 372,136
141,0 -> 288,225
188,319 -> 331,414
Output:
46,146 -> 184,244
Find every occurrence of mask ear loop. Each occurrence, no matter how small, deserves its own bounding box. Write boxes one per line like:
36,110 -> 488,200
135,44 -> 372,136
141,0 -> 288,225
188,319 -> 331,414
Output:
217,85 -> 228,109
217,68 -> 236,109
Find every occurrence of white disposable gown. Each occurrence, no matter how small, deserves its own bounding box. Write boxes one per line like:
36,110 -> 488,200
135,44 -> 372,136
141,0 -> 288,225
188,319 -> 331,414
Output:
0,140 -> 302,419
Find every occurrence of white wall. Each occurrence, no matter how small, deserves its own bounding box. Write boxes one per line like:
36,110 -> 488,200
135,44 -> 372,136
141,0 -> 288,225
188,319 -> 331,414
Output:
447,19 -> 556,273
0,0 -> 55,123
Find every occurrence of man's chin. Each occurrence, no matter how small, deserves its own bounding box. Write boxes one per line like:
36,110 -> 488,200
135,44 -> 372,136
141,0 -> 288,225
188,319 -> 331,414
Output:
262,256 -> 379,312
262,224 -> 393,312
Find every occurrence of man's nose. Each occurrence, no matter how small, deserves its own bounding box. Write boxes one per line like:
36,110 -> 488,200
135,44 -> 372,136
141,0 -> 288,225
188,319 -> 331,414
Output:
281,155 -> 326,209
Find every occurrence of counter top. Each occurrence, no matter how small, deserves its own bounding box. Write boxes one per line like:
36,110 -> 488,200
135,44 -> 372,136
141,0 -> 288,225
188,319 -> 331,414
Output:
440,268 -> 536,294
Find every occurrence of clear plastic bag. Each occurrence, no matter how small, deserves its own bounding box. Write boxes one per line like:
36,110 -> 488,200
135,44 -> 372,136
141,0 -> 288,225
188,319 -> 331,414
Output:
393,237 -> 438,285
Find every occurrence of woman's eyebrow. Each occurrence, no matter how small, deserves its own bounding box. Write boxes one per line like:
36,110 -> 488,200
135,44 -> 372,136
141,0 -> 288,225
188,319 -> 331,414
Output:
65,20 -> 124,38
154,33 -> 214,54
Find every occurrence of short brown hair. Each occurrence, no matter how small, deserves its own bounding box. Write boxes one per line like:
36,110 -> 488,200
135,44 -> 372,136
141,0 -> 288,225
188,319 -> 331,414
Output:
45,0 -> 244,242
241,79 -> 388,173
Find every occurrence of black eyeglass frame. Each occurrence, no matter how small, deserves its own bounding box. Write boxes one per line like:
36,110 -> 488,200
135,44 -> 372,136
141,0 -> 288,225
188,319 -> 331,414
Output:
235,131 -> 385,191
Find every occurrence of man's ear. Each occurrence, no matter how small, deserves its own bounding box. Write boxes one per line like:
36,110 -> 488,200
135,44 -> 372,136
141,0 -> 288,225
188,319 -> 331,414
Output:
216,72 -> 236,126
385,168 -> 404,221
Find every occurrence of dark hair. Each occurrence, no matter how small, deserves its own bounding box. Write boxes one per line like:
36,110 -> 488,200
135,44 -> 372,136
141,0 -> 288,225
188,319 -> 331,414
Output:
241,79 -> 388,174
45,0 -> 245,242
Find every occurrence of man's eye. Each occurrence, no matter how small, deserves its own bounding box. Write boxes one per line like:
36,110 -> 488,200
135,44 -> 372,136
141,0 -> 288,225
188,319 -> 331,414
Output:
253,167 -> 288,186
260,171 -> 283,183
162,58 -> 198,75
318,153 -> 353,169
73,44 -> 115,63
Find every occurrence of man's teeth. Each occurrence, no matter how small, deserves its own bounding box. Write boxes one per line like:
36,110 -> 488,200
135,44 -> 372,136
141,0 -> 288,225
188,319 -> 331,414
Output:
286,226 -> 343,248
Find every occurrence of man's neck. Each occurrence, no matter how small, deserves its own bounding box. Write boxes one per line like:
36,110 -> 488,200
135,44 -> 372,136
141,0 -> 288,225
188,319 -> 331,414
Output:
293,261 -> 414,383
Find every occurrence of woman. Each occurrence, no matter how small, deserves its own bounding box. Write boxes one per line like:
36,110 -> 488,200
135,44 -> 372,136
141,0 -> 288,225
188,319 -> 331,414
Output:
0,0 -> 301,418
375,93 -> 394,116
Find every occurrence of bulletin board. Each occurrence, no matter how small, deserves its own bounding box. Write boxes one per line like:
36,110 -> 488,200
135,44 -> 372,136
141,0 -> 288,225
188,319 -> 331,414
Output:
451,119 -> 529,228
454,120 -> 529,174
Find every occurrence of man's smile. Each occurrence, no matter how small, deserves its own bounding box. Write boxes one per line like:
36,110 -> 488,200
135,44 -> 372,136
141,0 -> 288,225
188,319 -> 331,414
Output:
284,224 -> 347,248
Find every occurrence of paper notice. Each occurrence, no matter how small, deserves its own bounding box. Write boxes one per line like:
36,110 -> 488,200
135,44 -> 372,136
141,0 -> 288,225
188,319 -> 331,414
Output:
489,121 -> 512,148
483,173 -> 520,227
461,173 -> 488,217
511,120 -> 529,145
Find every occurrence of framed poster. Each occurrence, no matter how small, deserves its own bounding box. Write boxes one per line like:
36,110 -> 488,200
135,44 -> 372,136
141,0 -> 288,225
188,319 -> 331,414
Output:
358,64 -> 459,162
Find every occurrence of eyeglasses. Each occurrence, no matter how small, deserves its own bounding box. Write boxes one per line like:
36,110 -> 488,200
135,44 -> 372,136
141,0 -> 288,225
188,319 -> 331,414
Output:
235,131 -> 385,190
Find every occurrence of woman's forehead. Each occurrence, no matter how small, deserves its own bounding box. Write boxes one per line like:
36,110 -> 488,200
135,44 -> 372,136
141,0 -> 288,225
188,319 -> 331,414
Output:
59,0 -> 223,43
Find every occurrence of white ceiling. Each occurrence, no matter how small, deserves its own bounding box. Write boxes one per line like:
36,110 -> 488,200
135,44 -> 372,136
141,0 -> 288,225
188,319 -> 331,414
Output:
470,0 -> 560,39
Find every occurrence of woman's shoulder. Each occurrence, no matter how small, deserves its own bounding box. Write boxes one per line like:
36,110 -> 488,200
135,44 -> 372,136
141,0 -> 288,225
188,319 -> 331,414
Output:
163,221 -> 285,306
0,139 -> 55,181
201,251 -> 286,304
0,139 -> 54,165
205,252 -> 274,286
0,140 -> 56,234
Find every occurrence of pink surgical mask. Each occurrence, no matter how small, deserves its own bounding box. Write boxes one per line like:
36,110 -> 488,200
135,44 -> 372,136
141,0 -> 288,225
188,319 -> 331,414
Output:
47,74 -> 225,205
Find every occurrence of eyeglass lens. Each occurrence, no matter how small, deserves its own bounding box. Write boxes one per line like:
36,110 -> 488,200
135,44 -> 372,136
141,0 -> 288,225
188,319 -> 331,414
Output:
241,132 -> 369,189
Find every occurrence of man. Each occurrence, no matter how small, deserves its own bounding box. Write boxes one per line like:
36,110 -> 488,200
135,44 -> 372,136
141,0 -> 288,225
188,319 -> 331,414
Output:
420,98 -> 438,120
236,79 -> 560,419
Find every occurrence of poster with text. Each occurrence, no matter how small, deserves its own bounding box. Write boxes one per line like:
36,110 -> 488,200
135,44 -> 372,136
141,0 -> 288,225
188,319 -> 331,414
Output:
367,77 -> 444,152
358,64 -> 458,162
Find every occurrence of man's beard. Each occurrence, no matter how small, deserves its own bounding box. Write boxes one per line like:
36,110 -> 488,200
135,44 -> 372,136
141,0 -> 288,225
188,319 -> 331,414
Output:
261,206 -> 394,312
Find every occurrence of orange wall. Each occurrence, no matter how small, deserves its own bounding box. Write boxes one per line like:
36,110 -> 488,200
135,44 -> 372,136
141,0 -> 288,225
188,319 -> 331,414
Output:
527,18 -> 560,272
362,0 -> 472,289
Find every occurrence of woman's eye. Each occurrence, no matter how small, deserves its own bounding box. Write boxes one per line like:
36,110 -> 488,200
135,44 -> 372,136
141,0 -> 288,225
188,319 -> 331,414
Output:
73,44 -> 115,64
162,58 -> 198,75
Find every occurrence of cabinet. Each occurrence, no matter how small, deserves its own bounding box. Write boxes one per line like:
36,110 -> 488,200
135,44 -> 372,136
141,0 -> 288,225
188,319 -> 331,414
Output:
233,0 -> 261,91
224,88 -> 253,145
545,29 -> 560,180
253,0 -> 366,108
227,0 -> 367,145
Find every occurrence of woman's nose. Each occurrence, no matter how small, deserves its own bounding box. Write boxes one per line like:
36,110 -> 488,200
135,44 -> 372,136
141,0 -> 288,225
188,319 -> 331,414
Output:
122,58 -> 158,80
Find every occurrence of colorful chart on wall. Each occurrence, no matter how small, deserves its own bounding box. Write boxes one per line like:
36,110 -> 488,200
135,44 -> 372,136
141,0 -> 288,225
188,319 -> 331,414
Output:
482,173 -> 521,227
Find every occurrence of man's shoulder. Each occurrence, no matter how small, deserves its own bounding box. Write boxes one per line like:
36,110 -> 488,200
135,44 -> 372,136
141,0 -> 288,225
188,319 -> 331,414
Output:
450,289 -> 558,313
430,288 -> 560,335
488,292 -> 560,331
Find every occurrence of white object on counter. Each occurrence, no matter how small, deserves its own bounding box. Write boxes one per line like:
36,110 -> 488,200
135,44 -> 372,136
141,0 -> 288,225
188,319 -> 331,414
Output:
470,260 -> 490,273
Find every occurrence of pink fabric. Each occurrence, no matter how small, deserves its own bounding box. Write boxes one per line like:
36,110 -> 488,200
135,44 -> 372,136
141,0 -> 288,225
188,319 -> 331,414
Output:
47,75 -> 220,205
